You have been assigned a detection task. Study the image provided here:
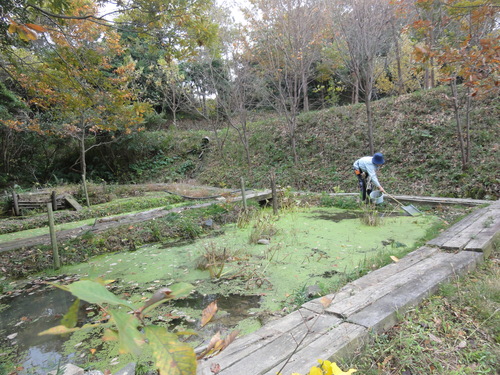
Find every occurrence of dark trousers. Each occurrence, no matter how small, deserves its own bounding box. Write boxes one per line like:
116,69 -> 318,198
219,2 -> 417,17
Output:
355,171 -> 372,201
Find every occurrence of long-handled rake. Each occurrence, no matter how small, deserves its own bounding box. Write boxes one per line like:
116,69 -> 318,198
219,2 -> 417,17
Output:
384,192 -> 422,216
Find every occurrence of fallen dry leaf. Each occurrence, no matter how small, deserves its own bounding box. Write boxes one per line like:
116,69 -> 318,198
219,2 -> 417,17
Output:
456,340 -> 467,349
428,333 -> 442,343
320,296 -> 332,308
201,301 -> 218,327
210,363 -> 221,374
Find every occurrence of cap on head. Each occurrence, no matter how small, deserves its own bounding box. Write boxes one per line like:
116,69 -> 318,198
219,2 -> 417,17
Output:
372,152 -> 385,165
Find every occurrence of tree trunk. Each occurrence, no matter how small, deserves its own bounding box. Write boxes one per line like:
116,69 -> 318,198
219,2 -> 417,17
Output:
365,75 -> 375,155
241,117 -> 251,166
172,89 -> 177,128
80,130 -> 90,208
290,116 -> 299,165
430,56 -> 436,88
352,75 -> 359,104
233,109 -> 252,166
391,18 -> 404,95
465,85 -> 472,168
365,97 -> 375,155
429,25 -> 436,89
424,67 -> 430,90
303,72 -> 309,111
202,92 -> 207,117
450,80 -> 467,170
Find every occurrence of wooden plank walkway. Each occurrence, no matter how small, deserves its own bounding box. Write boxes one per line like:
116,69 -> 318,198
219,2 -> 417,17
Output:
384,195 -> 492,206
325,193 -> 492,206
0,190 -> 272,253
427,200 -> 500,254
197,199 -> 499,375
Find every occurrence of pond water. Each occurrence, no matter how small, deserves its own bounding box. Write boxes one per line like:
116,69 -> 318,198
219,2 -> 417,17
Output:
0,286 -> 85,374
0,206 -> 438,374
0,287 -> 261,374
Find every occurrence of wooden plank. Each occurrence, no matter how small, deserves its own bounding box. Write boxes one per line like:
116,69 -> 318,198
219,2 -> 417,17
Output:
427,208 -> 486,247
64,195 -> 83,211
310,193 -> 492,206
196,327 -> 282,366
197,310 -> 328,374
326,252 -> 452,318
348,251 -> 483,333
0,198 -> 273,252
302,246 -> 440,313
387,195 -> 493,206
197,313 -> 342,375
235,189 -> 273,202
265,323 -> 368,375
350,246 -> 440,290
464,218 -> 500,253
17,191 -> 52,196
440,206 -> 500,250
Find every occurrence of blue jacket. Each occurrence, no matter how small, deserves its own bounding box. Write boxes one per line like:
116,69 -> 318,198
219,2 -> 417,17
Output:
353,156 -> 382,188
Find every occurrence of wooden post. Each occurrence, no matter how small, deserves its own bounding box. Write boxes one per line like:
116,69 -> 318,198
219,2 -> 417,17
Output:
270,172 -> 278,215
47,203 -> 60,269
51,191 -> 57,211
240,177 -> 247,212
12,191 -> 20,216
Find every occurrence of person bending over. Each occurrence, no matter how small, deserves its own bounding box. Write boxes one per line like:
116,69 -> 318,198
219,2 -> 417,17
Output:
353,152 -> 386,201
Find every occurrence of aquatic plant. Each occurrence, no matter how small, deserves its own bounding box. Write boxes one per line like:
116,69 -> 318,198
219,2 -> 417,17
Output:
38,279 -> 236,374
249,212 -> 279,244
197,241 -> 232,279
360,204 -> 383,226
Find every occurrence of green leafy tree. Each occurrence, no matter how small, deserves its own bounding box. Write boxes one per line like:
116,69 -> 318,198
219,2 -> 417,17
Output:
5,0 -> 151,204
375,32 -> 426,95
154,59 -> 186,128
111,0 -> 220,123
0,81 -> 28,184
114,0 -> 219,61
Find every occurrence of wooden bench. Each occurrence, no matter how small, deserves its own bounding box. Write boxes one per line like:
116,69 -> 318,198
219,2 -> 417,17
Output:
11,191 -> 83,216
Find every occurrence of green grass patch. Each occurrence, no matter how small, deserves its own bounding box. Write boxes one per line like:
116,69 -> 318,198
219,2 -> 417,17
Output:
341,248 -> 500,375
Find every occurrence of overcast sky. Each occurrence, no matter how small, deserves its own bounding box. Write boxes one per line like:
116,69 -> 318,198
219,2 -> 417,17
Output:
98,0 -> 248,23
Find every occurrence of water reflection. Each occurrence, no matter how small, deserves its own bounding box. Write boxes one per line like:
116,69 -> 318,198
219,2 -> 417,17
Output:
0,286 -> 261,374
0,287 -> 83,374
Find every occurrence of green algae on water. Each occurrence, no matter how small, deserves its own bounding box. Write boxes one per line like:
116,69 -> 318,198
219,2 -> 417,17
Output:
40,206 -> 439,372
59,206 -> 437,312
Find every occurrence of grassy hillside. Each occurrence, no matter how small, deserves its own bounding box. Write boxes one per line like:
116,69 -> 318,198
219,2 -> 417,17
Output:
4,86 -> 497,200
180,86 -> 497,199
